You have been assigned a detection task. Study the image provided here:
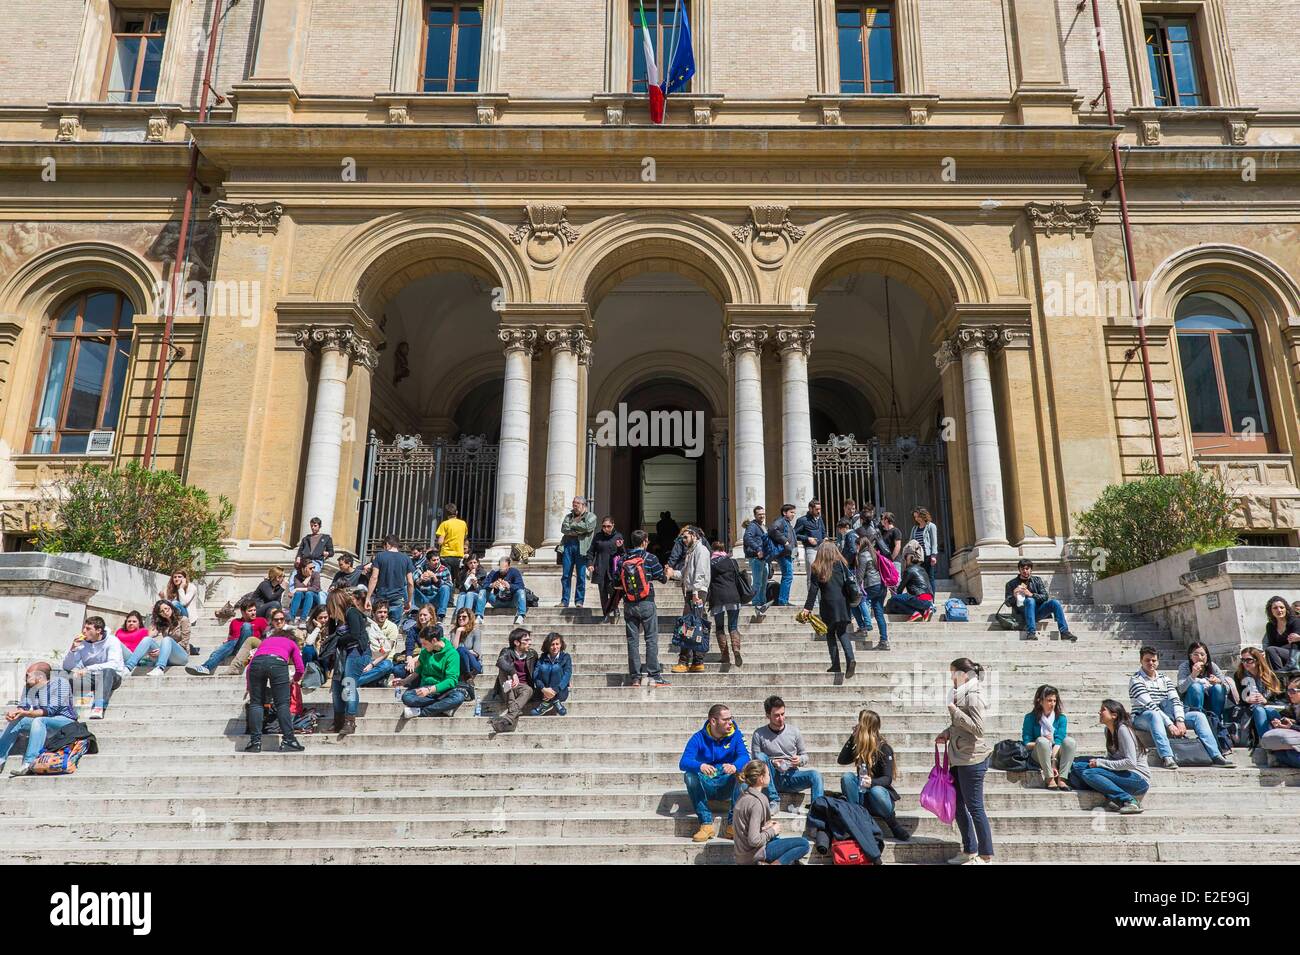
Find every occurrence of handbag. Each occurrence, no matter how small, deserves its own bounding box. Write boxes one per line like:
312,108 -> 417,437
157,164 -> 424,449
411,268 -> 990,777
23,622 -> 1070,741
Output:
290,682 -> 305,716
670,608 -> 712,653
841,565 -> 863,607
991,739 -> 1034,772
992,599 -> 1021,632
919,746 -> 958,824
1168,734 -> 1214,767
831,838 -> 868,865
733,559 -> 755,604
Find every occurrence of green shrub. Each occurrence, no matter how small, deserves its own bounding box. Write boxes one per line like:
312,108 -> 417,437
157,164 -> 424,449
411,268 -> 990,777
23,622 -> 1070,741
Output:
38,461 -> 232,577
1073,464 -> 1239,578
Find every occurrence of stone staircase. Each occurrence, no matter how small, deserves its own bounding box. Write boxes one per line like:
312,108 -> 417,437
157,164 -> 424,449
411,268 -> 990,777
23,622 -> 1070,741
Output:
3,573 -> 1298,864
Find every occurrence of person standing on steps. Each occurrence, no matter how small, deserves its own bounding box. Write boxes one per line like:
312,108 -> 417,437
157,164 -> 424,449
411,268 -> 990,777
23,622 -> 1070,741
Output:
1,662 -> 77,776
836,518 -> 871,637
743,505 -> 771,618
797,539 -> 858,679
329,586 -> 373,736
589,516 -> 624,623
1178,641 -> 1237,722
655,510 -> 680,563
910,507 -> 940,574
244,623 -> 306,753
732,760 -> 811,865
1129,645 -> 1230,769
558,496 -> 598,609
1005,559 -> 1076,642
680,703 -> 750,843
1067,699 -> 1149,813
399,625 -> 465,719
1021,684 -> 1077,790
367,535 -> 415,626
855,529 -> 890,650
296,516 -> 335,576
768,504 -> 798,607
620,529 -> 670,688
878,511 -> 903,579
671,527 -> 712,674
837,708 -> 908,840
708,539 -> 749,668
935,658 -> 994,864
794,499 -> 827,605
490,627 -> 541,733
750,695 -> 824,813
433,502 -> 469,581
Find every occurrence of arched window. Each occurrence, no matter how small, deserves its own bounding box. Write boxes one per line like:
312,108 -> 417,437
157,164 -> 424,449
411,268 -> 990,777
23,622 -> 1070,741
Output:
1174,291 -> 1271,453
29,290 -> 135,454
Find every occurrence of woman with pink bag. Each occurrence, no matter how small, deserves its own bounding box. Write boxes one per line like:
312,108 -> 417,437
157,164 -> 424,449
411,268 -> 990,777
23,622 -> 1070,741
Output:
934,657 -> 994,865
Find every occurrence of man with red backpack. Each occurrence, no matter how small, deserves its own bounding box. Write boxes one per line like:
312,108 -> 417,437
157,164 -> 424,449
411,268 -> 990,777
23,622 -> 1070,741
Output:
620,529 -> 670,688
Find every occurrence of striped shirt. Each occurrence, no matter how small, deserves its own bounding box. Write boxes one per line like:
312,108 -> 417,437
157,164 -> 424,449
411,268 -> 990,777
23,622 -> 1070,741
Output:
23,676 -> 76,721
1128,669 -> 1184,725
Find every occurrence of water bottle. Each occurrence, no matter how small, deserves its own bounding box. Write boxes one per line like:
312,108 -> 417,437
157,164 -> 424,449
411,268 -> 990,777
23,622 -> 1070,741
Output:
474,701 -> 482,717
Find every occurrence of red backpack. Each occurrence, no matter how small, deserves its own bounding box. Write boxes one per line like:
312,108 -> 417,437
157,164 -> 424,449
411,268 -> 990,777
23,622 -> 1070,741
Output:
620,555 -> 652,603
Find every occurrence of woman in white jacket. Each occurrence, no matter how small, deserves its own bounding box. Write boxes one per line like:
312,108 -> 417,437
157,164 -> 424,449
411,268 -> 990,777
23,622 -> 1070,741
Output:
670,527 -> 712,673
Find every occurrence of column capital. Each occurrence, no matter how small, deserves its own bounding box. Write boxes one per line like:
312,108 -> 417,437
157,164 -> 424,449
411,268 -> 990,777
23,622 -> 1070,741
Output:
944,323 -> 1033,356
952,325 -> 1002,353
774,325 -> 815,357
542,325 -> 593,363
724,326 -> 770,355
294,325 -> 379,371
499,326 -> 540,355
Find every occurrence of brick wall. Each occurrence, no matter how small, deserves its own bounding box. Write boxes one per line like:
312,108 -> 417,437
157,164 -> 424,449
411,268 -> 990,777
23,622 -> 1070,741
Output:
1227,0 -> 1300,109
300,0 -> 399,95
920,0 -> 1010,96
710,0 -> 818,97
0,0 -> 82,103
496,0 -> 606,96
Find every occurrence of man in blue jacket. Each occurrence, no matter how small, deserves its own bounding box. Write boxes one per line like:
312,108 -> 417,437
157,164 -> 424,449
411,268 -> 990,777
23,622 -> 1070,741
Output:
680,703 -> 750,843
742,506 -> 771,617
794,499 -> 827,605
768,504 -> 797,607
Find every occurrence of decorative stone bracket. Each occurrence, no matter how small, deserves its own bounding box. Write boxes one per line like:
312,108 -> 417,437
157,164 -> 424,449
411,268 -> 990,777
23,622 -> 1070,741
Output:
1025,201 -> 1101,237
509,204 -> 580,268
209,200 -> 285,236
732,205 -> 805,267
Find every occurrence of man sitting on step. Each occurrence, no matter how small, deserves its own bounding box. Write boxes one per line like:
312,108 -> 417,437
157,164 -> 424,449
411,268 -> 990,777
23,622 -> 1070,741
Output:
399,625 -> 465,718
490,627 -> 540,733
680,703 -> 750,842
480,557 -> 528,626
1129,646 -> 1230,770
750,695 -> 825,814
187,600 -> 269,676
1005,559 -> 1076,642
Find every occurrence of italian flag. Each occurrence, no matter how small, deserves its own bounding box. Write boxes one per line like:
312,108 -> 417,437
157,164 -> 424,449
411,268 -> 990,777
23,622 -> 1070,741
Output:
640,1 -> 666,123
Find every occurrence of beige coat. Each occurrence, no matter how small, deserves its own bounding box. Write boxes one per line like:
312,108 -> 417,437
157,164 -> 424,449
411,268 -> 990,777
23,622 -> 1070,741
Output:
945,677 -> 991,766
732,786 -> 775,865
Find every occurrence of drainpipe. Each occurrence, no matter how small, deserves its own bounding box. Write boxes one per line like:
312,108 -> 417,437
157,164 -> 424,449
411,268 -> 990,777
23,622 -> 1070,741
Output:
1082,0 -> 1166,474
142,0 -> 227,468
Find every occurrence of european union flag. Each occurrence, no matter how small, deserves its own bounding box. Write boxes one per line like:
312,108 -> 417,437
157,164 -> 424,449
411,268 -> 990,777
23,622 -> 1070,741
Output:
663,0 -> 695,97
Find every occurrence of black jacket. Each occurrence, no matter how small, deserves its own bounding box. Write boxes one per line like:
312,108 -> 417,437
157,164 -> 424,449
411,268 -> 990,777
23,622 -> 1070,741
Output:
43,721 -> 98,755
589,530 -> 624,584
707,554 -> 746,610
804,561 -> 853,624
1264,617 -> 1300,650
804,795 -> 883,862
836,738 -> 899,802
900,564 -> 932,598
297,533 -> 335,562
1004,574 -> 1049,615
794,513 -> 827,548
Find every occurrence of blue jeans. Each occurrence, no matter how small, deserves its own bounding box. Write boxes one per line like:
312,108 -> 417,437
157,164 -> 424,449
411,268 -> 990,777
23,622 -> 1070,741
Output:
534,667 -> 570,703
712,606 -> 740,635
952,758 -> 993,857
0,714 -> 74,764
775,555 -> 794,605
683,770 -> 741,824
375,589 -> 406,626
202,635 -> 246,671
169,600 -> 189,618
1273,750 -> 1300,768
560,541 -> 588,606
851,601 -> 872,631
1183,682 -> 1228,720
1251,704 -> 1283,740
1023,596 -> 1069,634
402,685 -> 467,716
413,584 -> 452,617
356,658 -> 394,688
748,558 -> 769,608
840,772 -> 897,819
757,754 -> 824,804
126,636 -> 189,672
482,587 -> 527,617
865,584 -> 889,644
1068,758 -> 1149,804
288,590 -> 318,620
885,593 -> 932,615
763,837 -> 810,865
456,590 -> 486,616
332,649 -> 371,718
1134,699 -> 1222,760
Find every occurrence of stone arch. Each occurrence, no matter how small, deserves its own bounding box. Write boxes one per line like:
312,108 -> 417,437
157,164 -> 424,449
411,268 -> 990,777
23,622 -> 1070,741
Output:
590,349 -> 726,420
780,211 -> 996,315
555,211 -> 760,311
0,240 -> 159,319
317,209 -> 531,317
1143,243 -> 1300,331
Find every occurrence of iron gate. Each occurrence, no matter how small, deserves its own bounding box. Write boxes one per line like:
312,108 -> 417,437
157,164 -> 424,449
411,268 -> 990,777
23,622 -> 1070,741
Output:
813,434 -> 874,517
357,432 -> 498,558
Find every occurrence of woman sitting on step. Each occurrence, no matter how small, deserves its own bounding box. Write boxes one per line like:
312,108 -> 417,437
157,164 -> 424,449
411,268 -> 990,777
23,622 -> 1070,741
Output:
732,759 -> 810,865
115,611 -> 150,662
448,607 -> 482,663
124,600 -> 193,676
1066,699 -> 1149,813
837,708 -> 908,839
530,631 -> 572,716
1236,647 -> 1286,743
1177,641 -> 1237,722
1020,684 -> 1077,790
884,551 -> 935,622
302,605 -> 331,667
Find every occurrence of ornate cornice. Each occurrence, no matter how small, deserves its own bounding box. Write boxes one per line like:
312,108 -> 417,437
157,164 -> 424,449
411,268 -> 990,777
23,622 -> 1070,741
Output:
499,326 -> 540,356
934,339 -> 959,371
1025,201 -> 1100,237
295,325 -> 378,370
209,200 -> 285,236
774,326 -> 814,357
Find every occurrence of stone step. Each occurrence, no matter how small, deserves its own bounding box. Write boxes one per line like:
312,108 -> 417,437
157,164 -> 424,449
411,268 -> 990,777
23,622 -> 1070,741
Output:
0,834 -> 1291,865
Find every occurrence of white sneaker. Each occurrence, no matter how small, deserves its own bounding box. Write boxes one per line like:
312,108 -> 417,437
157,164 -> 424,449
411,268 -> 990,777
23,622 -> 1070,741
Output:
946,852 -> 976,865
964,856 -> 994,865
149,667 -> 166,678
513,614 -> 525,625
88,706 -> 105,720
402,706 -> 420,719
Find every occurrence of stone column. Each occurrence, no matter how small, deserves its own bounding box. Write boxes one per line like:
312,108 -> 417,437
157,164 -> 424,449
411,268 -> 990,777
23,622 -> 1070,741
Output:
950,327 -> 1009,546
490,327 -> 538,556
297,327 -> 377,537
726,328 -> 768,547
541,327 -> 590,546
775,327 -> 815,512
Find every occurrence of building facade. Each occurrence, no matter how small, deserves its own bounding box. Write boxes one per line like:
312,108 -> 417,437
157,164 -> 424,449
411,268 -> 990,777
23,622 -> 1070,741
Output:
1,0 -> 1299,600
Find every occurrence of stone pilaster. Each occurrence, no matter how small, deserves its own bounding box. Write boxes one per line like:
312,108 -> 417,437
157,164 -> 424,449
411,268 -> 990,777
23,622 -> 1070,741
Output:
775,326 -> 815,514
541,326 -> 591,546
725,328 -> 769,550
489,327 -> 539,556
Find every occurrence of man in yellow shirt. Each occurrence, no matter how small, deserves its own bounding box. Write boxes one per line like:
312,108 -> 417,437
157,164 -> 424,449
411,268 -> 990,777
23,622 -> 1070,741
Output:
434,503 -> 469,579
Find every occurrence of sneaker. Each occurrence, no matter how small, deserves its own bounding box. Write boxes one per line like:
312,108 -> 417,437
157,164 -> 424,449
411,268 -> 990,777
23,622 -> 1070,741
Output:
148,667 -> 166,678
769,801 -> 781,815
651,676 -> 672,688
671,664 -> 689,673
88,706 -> 104,720
1023,630 -> 1039,641
755,604 -> 769,618
1118,801 -> 1144,814
875,641 -> 892,651
553,702 -> 567,716
1211,755 -> 1232,767
1103,800 -> 1122,812
9,763 -> 33,777
688,664 -> 706,673
626,677 -> 645,688
908,612 -> 923,622
1163,757 -> 1179,770
691,824 -> 716,843
512,614 -> 525,625
402,706 -> 420,719
530,701 -> 556,717
243,738 -> 262,752
279,740 -> 306,752
964,856 -> 994,865
923,609 -> 935,622
1060,631 -> 1078,642
946,852 -> 976,865
186,664 -> 211,676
